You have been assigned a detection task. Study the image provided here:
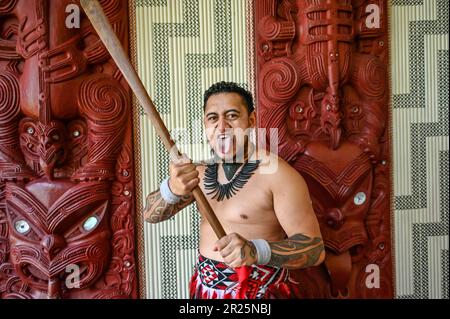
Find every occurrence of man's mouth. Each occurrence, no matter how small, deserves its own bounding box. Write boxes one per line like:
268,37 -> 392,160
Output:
216,134 -> 233,154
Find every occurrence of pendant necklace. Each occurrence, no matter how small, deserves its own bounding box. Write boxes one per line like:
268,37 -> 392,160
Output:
204,147 -> 260,201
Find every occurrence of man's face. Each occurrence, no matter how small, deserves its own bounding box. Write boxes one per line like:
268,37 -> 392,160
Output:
204,92 -> 256,161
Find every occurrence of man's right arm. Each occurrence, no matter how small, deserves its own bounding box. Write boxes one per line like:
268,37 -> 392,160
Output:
143,156 -> 200,224
143,190 -> 194,223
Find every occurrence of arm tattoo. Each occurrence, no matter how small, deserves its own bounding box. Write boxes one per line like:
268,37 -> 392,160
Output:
268,233 -> 324,269
143,189 -> 194,223
240,241 -> 257,260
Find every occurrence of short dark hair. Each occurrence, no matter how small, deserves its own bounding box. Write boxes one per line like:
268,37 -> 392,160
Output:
203,81 -> 254,114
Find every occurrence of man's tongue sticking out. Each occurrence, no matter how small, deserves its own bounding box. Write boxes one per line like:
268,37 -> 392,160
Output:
217,134 -> 233,155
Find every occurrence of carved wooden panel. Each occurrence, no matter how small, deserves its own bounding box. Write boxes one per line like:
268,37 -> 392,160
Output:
0,0 -> 138,298
255,0 -> 393,298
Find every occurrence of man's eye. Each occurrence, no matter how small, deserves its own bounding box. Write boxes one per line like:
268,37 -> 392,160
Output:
227,114 -> 238,119
208,116 -> 217,122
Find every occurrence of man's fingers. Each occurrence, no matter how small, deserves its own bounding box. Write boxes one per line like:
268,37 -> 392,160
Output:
184,178 -> 200,191
171,163 -> 196,177
172,153 -> 191,165
227,251 -> 247,268
224,249 -> 242,265
172,161 -> 194,170
181,170 -> 199,182
218,234 -> 248,265
216,233 -> 244,252
215,235 -> 232,251
219,242 -> 235,259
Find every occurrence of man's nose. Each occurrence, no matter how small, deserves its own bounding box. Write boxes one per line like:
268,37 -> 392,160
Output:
216,117 -> 231,132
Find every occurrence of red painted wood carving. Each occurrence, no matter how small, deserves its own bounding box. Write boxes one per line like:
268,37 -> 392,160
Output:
255,0 -> 393,298
0,0 -> 138,298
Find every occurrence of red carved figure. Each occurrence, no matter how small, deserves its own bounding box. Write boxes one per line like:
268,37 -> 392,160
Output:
255,0 -> 392,298
5,181 -> 111,298
0,0 -> 137,298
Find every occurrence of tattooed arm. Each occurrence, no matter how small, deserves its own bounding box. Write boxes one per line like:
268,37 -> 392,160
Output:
143,189 -> 194,223
213,232 -> 324,269
269,157 -> 326,269
267,233 -> 325,269
144,156 -> 200,223
213,158 -> 325,269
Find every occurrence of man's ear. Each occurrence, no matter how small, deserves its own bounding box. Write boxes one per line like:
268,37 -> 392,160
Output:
248,111 -> 256,128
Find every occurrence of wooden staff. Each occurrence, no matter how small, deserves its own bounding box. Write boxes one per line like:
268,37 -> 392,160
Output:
80,0 -> 226,239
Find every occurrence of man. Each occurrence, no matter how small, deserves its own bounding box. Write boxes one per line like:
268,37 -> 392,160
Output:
144,81 -> 325,299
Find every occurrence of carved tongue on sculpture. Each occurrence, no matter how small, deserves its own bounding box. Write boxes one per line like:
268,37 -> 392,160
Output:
47,277 -> 61,299
329,126 -> 342,150
324,250 -> 352,298
23,263 -> 48,287
40,158 -> 56,180
321,93 -> 342,150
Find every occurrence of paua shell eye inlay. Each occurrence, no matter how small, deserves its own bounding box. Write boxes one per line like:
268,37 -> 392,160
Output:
83,216 -> 99,232
15,220 -> 30,234
353,192 -> 366,206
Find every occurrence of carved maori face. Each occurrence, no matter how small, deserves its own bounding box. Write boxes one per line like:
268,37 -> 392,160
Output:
4,180 -> 111,297
295,141 -> 371,256
320,93 -> 342,150
19,118 -> 67,179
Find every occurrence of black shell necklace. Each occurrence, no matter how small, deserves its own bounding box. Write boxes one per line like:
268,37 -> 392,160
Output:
204,145 -> 260,201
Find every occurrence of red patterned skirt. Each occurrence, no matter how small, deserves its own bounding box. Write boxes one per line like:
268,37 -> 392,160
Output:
189,253 -> 301,299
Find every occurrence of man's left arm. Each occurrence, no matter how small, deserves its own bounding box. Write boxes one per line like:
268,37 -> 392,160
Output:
266,159 -> 325,269
214,159 -> 325,269
266,233 -> 324,269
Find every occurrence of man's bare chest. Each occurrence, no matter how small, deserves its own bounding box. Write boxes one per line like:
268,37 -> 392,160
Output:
198,171 -> 276,224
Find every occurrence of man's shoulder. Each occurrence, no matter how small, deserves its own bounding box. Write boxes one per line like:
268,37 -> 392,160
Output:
256,150 -> 297,173
255,150 -> 305,185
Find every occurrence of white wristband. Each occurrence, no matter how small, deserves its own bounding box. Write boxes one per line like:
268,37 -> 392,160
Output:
250,239 -> 271,265
160,177 -> 181,204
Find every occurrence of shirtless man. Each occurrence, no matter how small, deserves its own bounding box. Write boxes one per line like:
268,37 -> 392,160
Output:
144,82 -> 325,299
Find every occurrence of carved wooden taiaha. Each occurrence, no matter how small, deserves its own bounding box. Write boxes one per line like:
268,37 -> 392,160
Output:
80,0 -> 226,240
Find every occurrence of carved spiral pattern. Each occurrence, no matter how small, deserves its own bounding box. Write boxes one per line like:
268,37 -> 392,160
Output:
352,56 -> 386,99
259,16 -> 281,39
0,72 -> 20,124
260,58 -> 301,103
86,244 -> 104,260
259,15 -> 295,41
0,0 -> 17,13
78,75 -> 127,129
